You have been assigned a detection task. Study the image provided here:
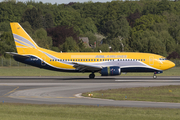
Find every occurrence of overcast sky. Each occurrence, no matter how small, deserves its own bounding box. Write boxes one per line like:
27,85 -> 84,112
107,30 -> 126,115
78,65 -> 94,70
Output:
0,0 -> 112,4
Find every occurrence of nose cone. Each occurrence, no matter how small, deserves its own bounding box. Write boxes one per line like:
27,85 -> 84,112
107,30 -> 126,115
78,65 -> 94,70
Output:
167,60 -> 175,69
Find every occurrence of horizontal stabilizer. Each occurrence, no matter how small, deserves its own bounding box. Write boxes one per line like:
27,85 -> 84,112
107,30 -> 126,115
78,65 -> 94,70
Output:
6,52 -> 30,59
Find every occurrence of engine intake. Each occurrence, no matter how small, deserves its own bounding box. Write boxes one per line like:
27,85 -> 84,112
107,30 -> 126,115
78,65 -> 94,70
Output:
100,66 -> 121,76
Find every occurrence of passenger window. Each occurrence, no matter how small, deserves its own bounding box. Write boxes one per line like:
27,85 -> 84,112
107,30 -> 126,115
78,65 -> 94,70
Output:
94,59 -> 96,61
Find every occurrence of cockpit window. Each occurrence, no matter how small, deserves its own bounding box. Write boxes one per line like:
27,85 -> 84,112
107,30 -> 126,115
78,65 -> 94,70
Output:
159,58 -> 167,61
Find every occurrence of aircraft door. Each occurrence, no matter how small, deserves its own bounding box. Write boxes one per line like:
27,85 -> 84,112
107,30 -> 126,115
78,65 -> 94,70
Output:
41,56 -> 46,66
149,56 -> 154,65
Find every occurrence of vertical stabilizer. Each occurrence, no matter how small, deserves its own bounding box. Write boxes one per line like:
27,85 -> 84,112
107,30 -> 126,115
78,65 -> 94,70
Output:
10,22 -> 39,54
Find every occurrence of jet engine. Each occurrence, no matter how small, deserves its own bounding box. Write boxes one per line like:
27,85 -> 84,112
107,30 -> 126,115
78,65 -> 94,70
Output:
100,66 -> 121,76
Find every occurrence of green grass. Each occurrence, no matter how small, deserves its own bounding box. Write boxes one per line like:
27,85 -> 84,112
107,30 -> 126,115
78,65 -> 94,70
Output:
0,67 -> 90,76
0,103 -> 180,120
82,85 -> 180,103
0,67 -> 179,76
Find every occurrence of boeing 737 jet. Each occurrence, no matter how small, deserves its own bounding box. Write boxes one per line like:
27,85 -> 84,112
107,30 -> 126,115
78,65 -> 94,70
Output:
7,23 -> 175,79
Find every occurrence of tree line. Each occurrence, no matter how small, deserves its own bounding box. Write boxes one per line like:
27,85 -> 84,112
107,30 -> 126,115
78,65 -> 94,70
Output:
0,0 -> 180,59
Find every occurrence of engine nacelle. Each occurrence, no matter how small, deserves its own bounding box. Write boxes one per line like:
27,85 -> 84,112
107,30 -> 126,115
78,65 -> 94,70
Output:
100,66 -> 121,76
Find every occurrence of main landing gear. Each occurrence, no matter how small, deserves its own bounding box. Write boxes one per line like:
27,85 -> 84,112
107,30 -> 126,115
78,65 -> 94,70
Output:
89,73 -> 95,79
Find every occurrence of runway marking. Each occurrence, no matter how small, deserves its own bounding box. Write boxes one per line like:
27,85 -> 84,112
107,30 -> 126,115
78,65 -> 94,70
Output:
74,93 -> 83,98
8,96 -> 76,99
3,86 -> 19,96
74,93 -> 115,101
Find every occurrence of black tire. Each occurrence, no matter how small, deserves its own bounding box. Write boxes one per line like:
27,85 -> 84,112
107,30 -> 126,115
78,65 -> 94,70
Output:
153,74 -> 157,79
89,73 -> 95,79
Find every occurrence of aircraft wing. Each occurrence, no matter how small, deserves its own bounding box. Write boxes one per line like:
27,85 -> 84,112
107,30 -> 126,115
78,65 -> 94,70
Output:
72,62 -> 102,72
6,52 -> 30,59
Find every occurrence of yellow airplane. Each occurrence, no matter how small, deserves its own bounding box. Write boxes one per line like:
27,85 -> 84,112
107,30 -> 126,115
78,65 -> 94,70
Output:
7,22 -> 175,79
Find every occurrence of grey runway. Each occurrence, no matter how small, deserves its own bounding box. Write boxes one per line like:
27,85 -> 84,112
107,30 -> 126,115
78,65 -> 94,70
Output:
1,76 -> 180,108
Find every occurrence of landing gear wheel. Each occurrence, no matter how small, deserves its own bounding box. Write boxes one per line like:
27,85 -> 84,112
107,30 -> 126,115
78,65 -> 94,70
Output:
89,73 -> 95,79
153,74 -> 157,79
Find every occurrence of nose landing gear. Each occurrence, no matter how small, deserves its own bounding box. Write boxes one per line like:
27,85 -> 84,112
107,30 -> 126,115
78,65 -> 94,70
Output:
153,74 -> 157,79
153,71 -> 163,79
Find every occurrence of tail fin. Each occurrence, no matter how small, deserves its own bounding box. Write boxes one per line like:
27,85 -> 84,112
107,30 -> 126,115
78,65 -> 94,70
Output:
10,22 -> 39,54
